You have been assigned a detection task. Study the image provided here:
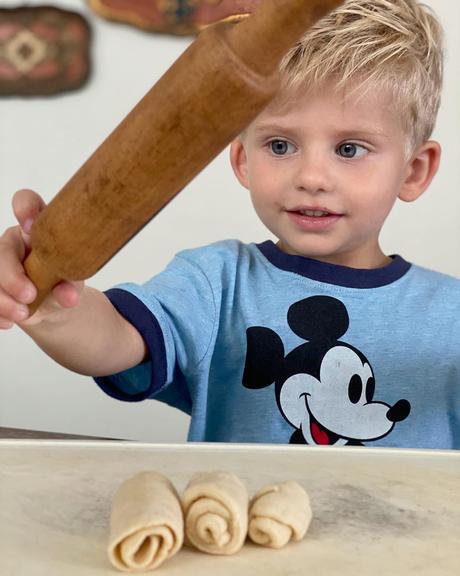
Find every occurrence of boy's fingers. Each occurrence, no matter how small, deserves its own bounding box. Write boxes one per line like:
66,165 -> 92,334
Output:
0,286 -> 30,324
0,228 -> 37,303
0,318 -> 15,330
12,188 -> 46,235
0,225 -> 25,259
52,281 -> 84,309
19,281 -> 83,324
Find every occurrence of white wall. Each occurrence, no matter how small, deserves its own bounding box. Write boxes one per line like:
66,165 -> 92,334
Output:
1,0 -> 459,441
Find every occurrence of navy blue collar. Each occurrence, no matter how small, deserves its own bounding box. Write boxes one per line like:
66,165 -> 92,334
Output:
256,241 -> 411,288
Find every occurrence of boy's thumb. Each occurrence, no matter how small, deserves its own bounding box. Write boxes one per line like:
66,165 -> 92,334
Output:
12,188 -> 47,240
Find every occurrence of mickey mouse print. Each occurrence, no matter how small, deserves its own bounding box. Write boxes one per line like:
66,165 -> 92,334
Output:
242,296 -> 411,446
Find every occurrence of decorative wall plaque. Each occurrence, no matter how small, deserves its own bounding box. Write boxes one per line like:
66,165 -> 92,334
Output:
0,6 -> 91,96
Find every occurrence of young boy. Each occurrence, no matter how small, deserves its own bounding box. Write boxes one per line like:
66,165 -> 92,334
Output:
1,0 -> 459,449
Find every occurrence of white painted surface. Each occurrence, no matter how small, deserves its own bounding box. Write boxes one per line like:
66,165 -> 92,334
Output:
0,1 -> 459,441
1,441 -> 459,575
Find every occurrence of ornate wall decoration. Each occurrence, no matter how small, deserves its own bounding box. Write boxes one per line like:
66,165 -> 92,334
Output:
88,0 -> 261,36
0,6 -> 91,96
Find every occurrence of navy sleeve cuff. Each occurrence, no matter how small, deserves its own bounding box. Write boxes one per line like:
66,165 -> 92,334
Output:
94,288 -> 168,402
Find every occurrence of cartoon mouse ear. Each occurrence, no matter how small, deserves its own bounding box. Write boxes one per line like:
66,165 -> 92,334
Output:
242,327 -> 285,389
287,296 -> 349,342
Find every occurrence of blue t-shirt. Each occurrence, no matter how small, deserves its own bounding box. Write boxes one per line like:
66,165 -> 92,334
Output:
95,240 -> 460,449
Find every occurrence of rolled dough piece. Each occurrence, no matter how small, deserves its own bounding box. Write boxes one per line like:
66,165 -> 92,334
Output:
248,480 -> 312,548
108,471 -> 184,572
181,471 -> 248,555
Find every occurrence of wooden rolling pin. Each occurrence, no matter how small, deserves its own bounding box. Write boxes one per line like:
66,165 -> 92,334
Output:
24,0 -> 344,313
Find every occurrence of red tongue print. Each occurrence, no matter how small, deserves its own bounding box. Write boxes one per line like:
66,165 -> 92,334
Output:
311,421 -> 330,445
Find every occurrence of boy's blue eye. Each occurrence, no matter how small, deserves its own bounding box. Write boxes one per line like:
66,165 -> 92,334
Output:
269,140 -> 294,155
337,143 -> 368,158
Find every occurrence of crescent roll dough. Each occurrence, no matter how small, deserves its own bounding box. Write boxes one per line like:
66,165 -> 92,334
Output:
181,471 -> 248,555
248,481 -> 312,548
108,471 -> 184,572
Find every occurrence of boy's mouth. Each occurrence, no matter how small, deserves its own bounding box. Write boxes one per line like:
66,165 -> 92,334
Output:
297,209 -> 332,217
286,206 -> 343,229
289,205 -> 341,217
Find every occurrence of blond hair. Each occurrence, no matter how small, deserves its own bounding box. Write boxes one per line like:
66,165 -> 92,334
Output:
279,0 -> 444,152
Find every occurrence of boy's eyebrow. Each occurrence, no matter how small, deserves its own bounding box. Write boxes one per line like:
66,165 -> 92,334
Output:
253,123 -> 289,133
333,128 -> 389,139
253,123 -> 301,136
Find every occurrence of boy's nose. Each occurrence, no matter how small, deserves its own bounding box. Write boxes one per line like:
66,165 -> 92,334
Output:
293,152 -> 332,194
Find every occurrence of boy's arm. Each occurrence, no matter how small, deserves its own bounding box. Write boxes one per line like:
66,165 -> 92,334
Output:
0,189 -> 147,377
20,286 -> 148,377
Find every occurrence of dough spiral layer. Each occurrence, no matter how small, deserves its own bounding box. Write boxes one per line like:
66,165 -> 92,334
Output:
182,471 -> 248,555
248,480 -> 312,548
108,471 -> 184,572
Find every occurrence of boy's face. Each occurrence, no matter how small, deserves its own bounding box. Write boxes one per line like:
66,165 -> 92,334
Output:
231,81 -> 439,268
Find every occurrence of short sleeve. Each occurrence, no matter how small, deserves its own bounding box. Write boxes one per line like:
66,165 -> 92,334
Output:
94,253 -> 217,413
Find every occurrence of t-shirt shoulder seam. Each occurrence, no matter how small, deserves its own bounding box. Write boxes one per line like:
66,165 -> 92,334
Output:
175,253 -> 219,368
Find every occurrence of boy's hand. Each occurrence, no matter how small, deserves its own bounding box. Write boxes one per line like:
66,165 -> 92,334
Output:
0,189 -> 84,329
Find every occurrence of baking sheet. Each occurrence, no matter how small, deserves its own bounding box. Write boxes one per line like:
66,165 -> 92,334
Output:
1,441 -> 459,575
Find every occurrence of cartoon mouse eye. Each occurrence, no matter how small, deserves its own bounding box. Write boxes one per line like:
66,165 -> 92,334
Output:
366,377 -> 375,403
348,374 -> 362,404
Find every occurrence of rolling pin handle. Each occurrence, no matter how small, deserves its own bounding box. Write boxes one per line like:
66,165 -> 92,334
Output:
23,250 -> 61,316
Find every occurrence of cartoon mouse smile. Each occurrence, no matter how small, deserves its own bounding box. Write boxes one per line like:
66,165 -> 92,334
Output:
242,295 -> 411,445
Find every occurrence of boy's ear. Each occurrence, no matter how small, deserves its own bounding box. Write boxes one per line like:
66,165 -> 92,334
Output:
398,140 -> 441,202
230,138 -> 250,189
